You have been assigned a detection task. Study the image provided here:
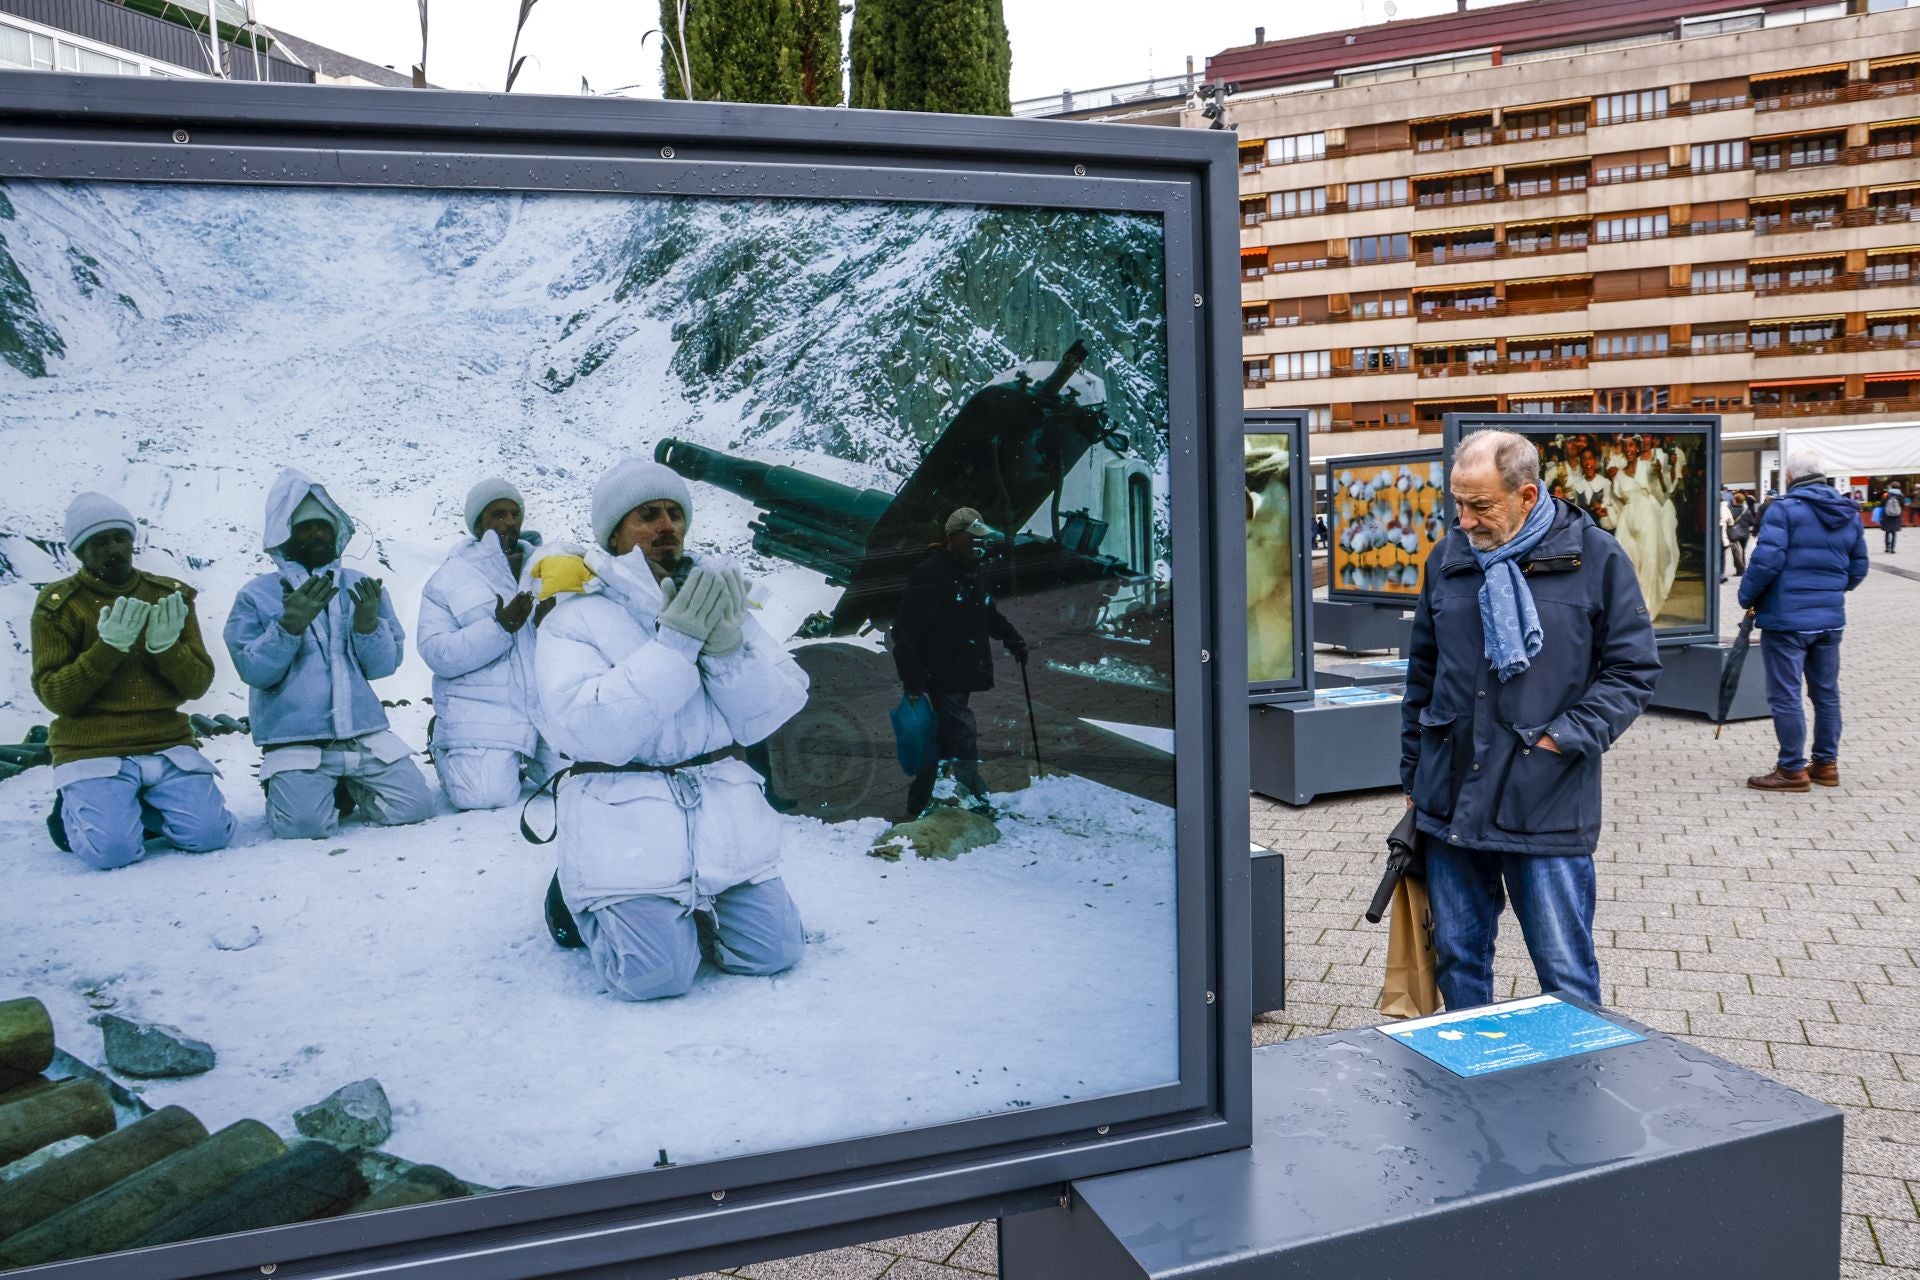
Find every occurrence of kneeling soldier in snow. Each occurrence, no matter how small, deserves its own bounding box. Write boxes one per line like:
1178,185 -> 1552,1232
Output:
417,478 -> 557,810
31,493 -> 236,869
533,457 -> 807,1001
224,470 -> 435,839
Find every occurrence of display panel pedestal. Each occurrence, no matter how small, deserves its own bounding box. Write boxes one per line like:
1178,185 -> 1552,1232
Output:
1250,844 -> 1285,1017
1250,696 -> 1403,806
1314,657 -> 1407,689
1312,598 -> 1412,654
1650,640 -> 1770,721
1000,1010 -> 1841,1280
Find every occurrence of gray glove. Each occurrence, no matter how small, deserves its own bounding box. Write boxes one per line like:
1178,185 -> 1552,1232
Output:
657,566 -> 729,646
96,596 -> 153,653
279,574 -> 337,635
144,591 -> 187,653
702,564 -> 748,658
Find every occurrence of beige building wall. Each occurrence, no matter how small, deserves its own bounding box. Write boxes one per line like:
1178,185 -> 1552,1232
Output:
1204,6 -> 1920,458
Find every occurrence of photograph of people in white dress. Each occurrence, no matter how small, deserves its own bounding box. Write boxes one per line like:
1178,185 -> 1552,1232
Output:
1538,430 -> 1708,628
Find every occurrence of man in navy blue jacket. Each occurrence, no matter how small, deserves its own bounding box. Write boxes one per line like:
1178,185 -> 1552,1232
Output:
1740,448 -> 1870,792
1403,431 -> 1660,1011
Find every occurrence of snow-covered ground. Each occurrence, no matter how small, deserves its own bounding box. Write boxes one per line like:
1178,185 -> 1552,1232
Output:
0,704 -> 1178,1189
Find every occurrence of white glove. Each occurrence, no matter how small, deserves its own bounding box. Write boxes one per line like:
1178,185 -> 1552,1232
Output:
96,596 -> 153,653
657,566 -> 729,646
144,591 -> 188,653
702,564 -> 748,658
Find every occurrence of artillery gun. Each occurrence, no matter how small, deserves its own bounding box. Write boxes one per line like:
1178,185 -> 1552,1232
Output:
655,341 -> 1173,821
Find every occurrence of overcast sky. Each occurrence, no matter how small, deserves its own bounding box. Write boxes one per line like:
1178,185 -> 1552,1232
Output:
252,0 -> 1463,103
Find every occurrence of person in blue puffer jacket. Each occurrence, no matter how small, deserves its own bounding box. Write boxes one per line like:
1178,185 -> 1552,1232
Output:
1739,447 -> 1869,792
225,469 -> 436,838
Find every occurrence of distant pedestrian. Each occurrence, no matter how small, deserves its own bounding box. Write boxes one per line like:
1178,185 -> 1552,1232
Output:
1727,493 -> 1753,577
1740,448 -> 1869,792
1882,484 -> 1905,555
1402,430 -> 1659,1010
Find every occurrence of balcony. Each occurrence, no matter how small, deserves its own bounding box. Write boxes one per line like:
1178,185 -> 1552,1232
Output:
1753,78 -> 1920,111
1754,394 -> 1920,419
1753,337 -> 1847,358
1498,121 -> 1588,145
1592,163 -> 1677,188
1414,129 -> 1495,154
1416,295 -> 1590,322
1688,94 -> 1751,115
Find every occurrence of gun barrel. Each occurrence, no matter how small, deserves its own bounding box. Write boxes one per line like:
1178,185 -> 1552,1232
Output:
1034,339 -> 1089,400
654,437 -> 893,549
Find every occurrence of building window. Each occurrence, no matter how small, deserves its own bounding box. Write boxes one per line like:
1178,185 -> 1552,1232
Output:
1350,290 -> 1410,320
1349,178 -> 1408,210
1595,88 -> 1668,124
1595,330 -> 1669,358
1273,351 -> 1330,381
1512,394 -> 1595,415
0,21 -> 55,71
1509,335 -> 1589,364
1867,256 -> 1915,285
1753,135 -> 1841,171
1244,360 -> 1271,386
1683,11 -> 1762,36
1305,407 -> 1333,433
1351,233 -> 1410,265
1693,265 -> 1748,293
1267,132 -> 1326,165
1753,318 -> 1842,349
1594,150 -> 1669,184
1269,187 -> 1327,219
1754,260 -> 1840,291
1595,386 -> 1670,413
1352,344 -> 1412,371
54,42 -> 140,76
1595,213 -> 1669,243
1503,105 -> 1586,142
1692,323 -> 1748,353
1690,140 -> 1746,173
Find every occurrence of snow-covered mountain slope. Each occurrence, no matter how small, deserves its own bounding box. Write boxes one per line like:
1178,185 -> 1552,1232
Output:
0,178 -> 1168,736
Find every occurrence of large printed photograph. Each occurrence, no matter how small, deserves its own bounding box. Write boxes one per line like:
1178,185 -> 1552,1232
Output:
1327,452 -> 1445,599
1244,431 -> 1295,689
1534,428 -> 1712,629
0,178 -> 1177,1269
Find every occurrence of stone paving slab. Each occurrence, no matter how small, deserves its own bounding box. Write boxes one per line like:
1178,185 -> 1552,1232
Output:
693,567 -> 1917,1278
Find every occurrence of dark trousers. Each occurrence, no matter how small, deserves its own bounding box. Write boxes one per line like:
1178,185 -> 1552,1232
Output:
1729,538 -> 1747,575
1761,629 -> 1843,771
1886,520 -> 1900,554
906,691 -> 987,816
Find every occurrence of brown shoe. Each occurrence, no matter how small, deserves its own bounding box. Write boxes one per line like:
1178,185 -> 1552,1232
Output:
1748,767 -> 1811,792
1807,761 -> 1839,787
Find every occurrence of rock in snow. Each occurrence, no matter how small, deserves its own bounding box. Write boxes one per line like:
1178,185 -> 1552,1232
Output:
96,1013 -> 216,1078
870,808 -> 1002,862
294,1079 -> 393,1149
210,924 -> 263,953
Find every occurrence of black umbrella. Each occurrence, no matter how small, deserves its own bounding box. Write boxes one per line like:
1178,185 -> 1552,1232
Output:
1365,807 -> 1426,924
1714,608 -> 1758,739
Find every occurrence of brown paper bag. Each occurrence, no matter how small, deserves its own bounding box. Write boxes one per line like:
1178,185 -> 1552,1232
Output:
1379,875 -> 1442,1019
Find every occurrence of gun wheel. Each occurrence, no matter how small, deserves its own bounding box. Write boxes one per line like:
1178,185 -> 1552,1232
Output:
762,643 -> 895,824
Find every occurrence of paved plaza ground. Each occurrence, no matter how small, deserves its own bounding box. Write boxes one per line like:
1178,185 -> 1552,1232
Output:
691,564 -> 1920,1279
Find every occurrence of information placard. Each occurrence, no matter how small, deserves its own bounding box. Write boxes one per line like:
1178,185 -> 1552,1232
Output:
1377,995 -> 1645,1077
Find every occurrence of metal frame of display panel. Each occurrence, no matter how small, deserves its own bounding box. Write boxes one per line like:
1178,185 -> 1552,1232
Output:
1324,447 -> 1446,605
1442,413 -> 1723,646
1245,410 -> 1313,704
0,72 -> 1252,1280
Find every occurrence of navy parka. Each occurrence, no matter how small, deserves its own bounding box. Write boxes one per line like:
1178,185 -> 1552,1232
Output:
1736,478 -> 1868,632
1401,499 -> 1661,856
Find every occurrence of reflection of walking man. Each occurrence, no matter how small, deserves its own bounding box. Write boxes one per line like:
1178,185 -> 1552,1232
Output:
32,493 -> 235,869
224,470 -> 435,839
1403,431 -> 1659,1010
892,508 -> 1028,819
535,458 -> 807,1000
1884,484 -> 1906,554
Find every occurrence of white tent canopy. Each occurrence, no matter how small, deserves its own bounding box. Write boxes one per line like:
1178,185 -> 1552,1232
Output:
1778,421 -> 1920,477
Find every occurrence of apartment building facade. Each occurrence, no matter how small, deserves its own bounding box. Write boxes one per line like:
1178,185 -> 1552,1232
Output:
1207,0 -> 1920,465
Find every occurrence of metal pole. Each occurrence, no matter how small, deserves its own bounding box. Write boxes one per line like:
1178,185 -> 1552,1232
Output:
1018,659 -> 1042,777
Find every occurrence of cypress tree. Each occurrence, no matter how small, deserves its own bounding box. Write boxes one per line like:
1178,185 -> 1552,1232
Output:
849,0 -> 1010,116
660,0 -> 842,106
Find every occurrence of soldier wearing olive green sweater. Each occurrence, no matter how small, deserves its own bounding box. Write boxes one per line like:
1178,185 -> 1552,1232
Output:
30,493 -> 234,869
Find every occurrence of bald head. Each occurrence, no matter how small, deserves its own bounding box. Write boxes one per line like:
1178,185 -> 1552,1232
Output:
1455,430 -> 1542,495
1451,430 -> 1544,551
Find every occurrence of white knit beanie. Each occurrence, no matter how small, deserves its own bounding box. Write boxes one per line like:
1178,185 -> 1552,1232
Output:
64,492 -> 136,553
591,458 -> 693,551
464,477 -> 525,535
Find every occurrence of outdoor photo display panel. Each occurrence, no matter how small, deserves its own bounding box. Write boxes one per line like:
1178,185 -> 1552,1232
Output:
1444,414 -> 1721,640
1244,422 -> 1303,695
1326,450 -> 1446,601
0,173 -> 1183,1272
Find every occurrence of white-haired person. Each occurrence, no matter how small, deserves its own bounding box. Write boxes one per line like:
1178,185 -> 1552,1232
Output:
531,457 -> 808,1001
1740,447 -> 1869,792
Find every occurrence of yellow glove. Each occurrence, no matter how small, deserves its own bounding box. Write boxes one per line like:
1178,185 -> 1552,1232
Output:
531,554 -> 594,601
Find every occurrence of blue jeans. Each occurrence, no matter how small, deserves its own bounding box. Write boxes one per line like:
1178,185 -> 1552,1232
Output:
59,755 -> 234,871
1424,844 -> 1600,1010
1761,629 -> 1843,771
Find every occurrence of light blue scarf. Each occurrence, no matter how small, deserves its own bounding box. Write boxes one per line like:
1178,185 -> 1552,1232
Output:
1471,495 -> 1558,683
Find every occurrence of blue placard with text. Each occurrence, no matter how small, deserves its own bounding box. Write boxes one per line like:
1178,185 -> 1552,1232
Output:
1377,995 -> 1645,1077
